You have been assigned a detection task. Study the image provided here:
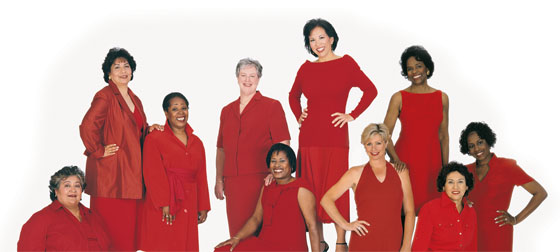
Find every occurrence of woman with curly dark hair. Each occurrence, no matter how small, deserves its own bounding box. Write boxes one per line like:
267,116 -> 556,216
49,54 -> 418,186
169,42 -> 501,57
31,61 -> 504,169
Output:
459,122 -> 547,251
412,162 -> 477,251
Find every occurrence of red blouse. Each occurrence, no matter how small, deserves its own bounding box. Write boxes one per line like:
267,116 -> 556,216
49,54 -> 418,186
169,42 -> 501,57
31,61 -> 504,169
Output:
288,55 -> 377,147
217,91 -> 290,176
412,192 -> 477,251
18,201 -> 111,251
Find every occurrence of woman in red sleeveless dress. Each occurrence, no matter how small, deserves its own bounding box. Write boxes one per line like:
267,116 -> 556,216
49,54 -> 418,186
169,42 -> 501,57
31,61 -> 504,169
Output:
383,45 -> 449,214
215,143 -> 320,252
321,124 -> 414,251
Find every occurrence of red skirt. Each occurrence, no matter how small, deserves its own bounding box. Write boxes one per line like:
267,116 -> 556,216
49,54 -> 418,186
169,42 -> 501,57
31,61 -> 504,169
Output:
224,173 -> 268,236
90,197 -> 137,251
297,147 -> 349,223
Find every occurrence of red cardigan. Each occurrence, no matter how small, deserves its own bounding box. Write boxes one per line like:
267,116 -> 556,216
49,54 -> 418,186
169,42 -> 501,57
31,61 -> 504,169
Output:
79,80 -> 148,199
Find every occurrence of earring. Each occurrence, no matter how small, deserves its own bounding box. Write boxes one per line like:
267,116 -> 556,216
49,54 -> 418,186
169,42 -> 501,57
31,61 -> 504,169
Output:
109,76 -> 111,80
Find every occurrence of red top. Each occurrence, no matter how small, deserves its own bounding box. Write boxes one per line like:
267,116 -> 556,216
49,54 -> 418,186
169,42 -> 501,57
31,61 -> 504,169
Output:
412,192 -> 477,252
289,55 -> 377,147
217,91 -> 290,176
138,122 -> 211,251
350,162 -> 403,251
466,154 -> 533,251
18,201 -> 111,251
79,80 -> 148,199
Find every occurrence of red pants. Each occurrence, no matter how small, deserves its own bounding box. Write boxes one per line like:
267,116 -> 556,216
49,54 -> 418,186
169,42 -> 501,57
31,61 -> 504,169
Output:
90,197 -> 137,251
224,173 -> 267,236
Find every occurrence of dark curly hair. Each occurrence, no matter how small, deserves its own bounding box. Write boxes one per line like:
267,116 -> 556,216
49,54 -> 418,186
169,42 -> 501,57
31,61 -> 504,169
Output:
162,92 -> 189,111
101,47 -> 137,83
399,45 -> 434,79
49,166 -> 86,201
459,122 -> 497,154
303,18 -> 339,57
266,143 -> 297,173
436,161 -> 474,197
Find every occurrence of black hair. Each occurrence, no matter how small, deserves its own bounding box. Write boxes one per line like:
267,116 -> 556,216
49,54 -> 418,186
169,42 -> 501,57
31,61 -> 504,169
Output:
266,143 -> 297,173
303,18 -> 339,57
436,161 -> 474,197
49,166 -> 86,201
459,122 -> 497,154
162,92 -> 189,111
101,47 -> 137,83
399,45 -> 434,79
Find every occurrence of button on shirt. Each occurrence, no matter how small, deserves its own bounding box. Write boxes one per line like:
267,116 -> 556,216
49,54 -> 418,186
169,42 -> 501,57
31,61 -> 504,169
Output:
412,192 -> 477,251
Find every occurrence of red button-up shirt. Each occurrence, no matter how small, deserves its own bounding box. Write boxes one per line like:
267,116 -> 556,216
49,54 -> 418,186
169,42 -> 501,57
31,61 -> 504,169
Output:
18,201 -> 111,251
217,91 -> 290,176
412,192 -> 477,251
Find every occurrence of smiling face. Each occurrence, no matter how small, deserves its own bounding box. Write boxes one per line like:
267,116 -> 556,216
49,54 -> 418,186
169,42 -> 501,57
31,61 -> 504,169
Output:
237,65 -> 259,96
55,175 -> 83,209
164,97 -> 189,130
308,26 -> 334,59
467,132 -> 492,163
108,57 -> 132,86
364,134 -> 387,161
443,171 -> 468,204
406,56 -> 429,85
269,151 -> 292,181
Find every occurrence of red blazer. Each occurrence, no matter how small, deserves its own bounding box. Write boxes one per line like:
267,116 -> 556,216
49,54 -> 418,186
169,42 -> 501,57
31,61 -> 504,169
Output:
18,201 -> 111,251
79,81 -> 148,199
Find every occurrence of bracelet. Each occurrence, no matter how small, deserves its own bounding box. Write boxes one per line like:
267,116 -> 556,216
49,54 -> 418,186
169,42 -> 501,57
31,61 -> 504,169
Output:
231,236 -> 240,240
513,216 -> 517,225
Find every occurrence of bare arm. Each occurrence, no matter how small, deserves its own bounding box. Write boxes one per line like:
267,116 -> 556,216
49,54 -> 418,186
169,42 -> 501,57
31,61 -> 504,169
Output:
383,92 -> 406,171
438,92 -> 449,166
214,148 -> 225,200
397,168 -> 415,252
495,180 -> 547,226
298,187 -> 320,252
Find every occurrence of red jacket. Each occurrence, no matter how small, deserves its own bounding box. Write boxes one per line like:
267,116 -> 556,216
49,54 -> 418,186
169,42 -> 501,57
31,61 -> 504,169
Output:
79,81 -> 148,199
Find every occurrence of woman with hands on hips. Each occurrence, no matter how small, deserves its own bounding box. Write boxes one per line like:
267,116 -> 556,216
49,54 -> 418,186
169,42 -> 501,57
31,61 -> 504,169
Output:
79,47 -> 162,251
459,122 -> 547,251
137,92 -> 211,251
215,143 -> 320,252
289,18 -> 377,252
321,123 -> 414,251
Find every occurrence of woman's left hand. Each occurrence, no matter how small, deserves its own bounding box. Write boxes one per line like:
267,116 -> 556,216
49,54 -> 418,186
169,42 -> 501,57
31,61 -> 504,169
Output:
198,210 -> 209,224
495,210 -> 517,227
148,124 -> 164,132
331,113 -> 354,128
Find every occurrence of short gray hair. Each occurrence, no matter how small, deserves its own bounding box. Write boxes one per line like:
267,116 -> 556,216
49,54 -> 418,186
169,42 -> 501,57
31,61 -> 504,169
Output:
48,166 -> 86,201
235,58 -> 263,78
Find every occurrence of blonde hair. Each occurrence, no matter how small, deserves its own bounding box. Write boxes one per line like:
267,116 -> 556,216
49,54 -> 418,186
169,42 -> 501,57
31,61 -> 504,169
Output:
361,123 -> 390,145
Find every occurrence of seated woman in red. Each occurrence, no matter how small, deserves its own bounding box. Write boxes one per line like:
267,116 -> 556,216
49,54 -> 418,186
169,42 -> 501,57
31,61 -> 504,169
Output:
215,143 -> 320,251
18,166 -> 111,251
412,162 -> 477,251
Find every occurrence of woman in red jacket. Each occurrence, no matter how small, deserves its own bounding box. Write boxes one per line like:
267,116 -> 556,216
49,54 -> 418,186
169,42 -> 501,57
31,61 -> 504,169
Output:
18,166 -> 111,251
289,18 -> 377,251
459,122 -> 547,251
80,48 -> 159,251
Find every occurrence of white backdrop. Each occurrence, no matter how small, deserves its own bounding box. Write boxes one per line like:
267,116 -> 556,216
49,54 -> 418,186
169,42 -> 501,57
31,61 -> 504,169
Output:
1,0 -> 558,251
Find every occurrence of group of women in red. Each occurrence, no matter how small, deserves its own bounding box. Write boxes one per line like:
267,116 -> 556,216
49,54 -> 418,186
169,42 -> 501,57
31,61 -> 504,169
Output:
17,17 -> 548,252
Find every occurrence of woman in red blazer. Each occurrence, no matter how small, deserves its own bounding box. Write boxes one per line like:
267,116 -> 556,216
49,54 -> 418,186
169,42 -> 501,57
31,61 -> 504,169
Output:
80,48 -> 157,251
138,92 -> 211,251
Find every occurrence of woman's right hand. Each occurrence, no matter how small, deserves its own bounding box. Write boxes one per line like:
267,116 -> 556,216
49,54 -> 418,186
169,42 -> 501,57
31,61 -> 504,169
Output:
298,108 -> 308,126
103,144 -> 119,157
392,159 -> 408,172
343,220 -> 370,236
215,237 -> 240,251
162,206 -> 175,225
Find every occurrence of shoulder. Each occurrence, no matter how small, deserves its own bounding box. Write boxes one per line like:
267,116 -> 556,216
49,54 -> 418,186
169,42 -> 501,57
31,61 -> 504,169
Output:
94,85 -> 113,97
348,164 -> 365,175
440,91 -> 449,104
24,203 -> 56,226
144,130 -> 166,145
222,100 -> 238,112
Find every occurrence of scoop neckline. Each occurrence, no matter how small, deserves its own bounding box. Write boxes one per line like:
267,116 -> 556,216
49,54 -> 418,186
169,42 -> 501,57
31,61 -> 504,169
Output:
306,54 -> 348,64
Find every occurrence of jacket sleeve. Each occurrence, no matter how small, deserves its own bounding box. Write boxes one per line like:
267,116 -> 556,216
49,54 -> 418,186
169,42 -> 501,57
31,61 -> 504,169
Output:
17,211 -> 48,251
268,100 -> 291,142
411,204 -> 433,251
347,56 -> 378,119
79,91 -> 109,159
196,139 -> 211,212
142,134 -> 170,208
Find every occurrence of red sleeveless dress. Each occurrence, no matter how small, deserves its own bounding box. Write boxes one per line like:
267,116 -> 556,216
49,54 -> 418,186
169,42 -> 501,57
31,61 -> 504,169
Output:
349,162 -> 403,251
395,90 -> 443,213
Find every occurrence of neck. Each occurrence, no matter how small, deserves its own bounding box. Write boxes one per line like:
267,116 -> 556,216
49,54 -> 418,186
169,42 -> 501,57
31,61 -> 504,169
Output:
240,91 -> 256,105
116,83 -> 128,95
60,201 -> 81,218
369,157 -> 386,168
276,176 -> 295,185
454,200 -> 463,213
408,83 -> 430,92
170,124 -> 186,136
476,153 -> 492,167
317,52 -> 338,62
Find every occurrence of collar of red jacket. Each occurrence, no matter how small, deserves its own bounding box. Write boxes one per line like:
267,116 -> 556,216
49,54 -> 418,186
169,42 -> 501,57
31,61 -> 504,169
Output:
48,199 -> 90,215
439,191 -> 470,209
235,90 -> 263,104
108,79 -> 136,96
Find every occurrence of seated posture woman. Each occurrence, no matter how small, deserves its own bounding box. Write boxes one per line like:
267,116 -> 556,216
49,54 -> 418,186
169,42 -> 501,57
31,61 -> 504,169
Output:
215,143 -> 320,251
18,166 -> 111,251
412,162 -> 477,251
138,92 -> 211,251
321,123 -> 414,251
459,122 -> 547,251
